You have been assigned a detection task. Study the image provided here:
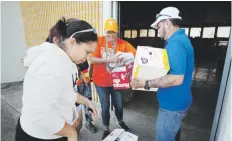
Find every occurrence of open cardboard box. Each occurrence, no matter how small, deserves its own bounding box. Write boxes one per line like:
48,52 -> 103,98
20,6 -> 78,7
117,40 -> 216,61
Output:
132,46 -> 170,91
103,129 -> 138,141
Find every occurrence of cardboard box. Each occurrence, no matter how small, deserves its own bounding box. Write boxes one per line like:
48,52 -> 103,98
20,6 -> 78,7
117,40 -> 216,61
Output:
103,129 -> 138,141
132,46 -> 170,91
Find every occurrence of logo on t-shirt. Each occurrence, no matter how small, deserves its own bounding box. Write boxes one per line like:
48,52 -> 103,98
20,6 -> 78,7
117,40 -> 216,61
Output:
100,47 -> 114,58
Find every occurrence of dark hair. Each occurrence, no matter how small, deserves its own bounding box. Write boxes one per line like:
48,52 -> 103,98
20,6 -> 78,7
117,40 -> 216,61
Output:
169,19 -> 182,27
76,61 -> 89,71
46,17 -> 98,46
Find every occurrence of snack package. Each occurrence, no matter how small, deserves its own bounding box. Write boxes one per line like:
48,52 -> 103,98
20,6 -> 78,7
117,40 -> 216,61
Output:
112,66 -> 130,90
111,52 -> 135,90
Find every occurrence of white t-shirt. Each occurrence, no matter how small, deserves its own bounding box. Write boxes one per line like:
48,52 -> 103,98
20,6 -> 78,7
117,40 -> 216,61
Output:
20,42 -> 79,139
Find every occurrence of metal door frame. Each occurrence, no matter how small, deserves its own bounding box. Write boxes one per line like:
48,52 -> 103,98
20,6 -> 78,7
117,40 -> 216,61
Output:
210,33 -> 231,141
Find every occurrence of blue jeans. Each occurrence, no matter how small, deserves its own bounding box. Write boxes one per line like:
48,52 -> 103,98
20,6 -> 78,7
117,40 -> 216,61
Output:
95,85 -> 123,126
76,83 -> 92,122
76,83 -> 92,99
156,108 -> 187,141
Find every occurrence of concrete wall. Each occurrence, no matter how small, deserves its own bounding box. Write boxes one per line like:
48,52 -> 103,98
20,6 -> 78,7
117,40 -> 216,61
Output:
215,64 -> 231,141
1,1 -> 104,83
1,1 -> 27,83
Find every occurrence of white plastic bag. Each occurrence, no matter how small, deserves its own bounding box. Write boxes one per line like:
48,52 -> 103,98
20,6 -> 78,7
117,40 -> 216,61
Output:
109,51 -> 135,68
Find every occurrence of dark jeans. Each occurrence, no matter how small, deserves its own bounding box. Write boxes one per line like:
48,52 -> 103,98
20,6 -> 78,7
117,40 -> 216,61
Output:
15,118 -> 68,141
95,85 -> 123,126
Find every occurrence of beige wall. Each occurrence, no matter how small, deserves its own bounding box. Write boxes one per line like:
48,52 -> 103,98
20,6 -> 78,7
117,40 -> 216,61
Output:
20,1 -> 103,47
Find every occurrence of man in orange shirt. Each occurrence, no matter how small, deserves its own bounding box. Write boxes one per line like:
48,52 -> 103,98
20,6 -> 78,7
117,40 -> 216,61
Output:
90,18 -> 136,140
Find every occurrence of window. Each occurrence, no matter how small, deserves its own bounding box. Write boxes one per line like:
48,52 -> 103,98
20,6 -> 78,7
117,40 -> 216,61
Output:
132,30 -> 137,38
203,27 -> 215,38
217,26 -> 231,38
140,29 -> 147,37
182,28 -> 189,36
124,30 -> 131,38
218,41 -> 228,46
190,28 -> 201,38
148,29 -> 156,37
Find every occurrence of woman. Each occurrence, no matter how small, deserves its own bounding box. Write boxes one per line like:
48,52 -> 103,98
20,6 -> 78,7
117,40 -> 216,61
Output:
90,18 -> 136,140
15,17 -> 98,141
45,18 -> 87,135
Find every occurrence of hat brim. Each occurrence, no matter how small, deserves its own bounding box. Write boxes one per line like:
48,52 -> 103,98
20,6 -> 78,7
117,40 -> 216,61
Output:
150,16 -> 170,29
104,28 -> 118,33
151,16 -> 182,29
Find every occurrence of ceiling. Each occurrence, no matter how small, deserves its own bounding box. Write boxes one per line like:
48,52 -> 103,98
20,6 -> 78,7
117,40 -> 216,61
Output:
120,1 -> 231,28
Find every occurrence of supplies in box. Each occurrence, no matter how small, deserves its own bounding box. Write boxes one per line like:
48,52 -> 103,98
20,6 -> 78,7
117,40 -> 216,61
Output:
132,46 -> 170,91
103,129 -> 138,141
111,52 -> 135,90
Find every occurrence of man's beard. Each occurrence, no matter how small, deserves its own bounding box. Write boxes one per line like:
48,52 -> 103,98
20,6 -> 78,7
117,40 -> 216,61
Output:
161,30 -> 167,41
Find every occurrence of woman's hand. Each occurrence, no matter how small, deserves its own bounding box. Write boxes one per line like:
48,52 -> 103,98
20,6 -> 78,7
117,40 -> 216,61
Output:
72,117 -> 81,130
67,128 -> 78,141
106,52 -> 123,63
68,136 -> 78,141
72,110 -> 83,132
106,55 -> 118,63
75,94 -> 98,125
86,101 -> 98,124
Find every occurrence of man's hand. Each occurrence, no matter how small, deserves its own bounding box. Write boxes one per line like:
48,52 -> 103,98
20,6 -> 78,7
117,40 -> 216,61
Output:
130,77 -> 146,89
149,75 -> 184,88
131,75 -> 184,89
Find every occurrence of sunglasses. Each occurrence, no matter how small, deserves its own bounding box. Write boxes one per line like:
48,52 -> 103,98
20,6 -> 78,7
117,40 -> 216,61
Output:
156,14 -> 172,20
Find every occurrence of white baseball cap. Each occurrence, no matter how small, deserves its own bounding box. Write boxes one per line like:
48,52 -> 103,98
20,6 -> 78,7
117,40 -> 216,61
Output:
151,7 -> 182,29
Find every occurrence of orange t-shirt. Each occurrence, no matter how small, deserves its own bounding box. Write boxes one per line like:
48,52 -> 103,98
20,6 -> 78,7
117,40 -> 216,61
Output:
92,36 -> 136,87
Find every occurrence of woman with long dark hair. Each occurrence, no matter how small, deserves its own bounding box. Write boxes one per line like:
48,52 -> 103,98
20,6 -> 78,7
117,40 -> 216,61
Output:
15,17 -> 98,141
